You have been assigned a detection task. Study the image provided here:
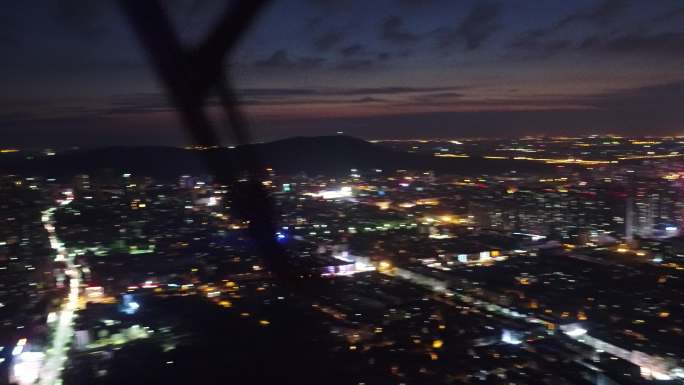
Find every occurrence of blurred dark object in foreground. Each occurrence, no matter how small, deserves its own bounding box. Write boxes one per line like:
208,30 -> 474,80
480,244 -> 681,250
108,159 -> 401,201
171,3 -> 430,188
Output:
118,0 -> 292,279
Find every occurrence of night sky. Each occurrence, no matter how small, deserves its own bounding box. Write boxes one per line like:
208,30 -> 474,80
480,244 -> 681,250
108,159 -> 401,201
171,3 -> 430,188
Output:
2,0 -> 684,147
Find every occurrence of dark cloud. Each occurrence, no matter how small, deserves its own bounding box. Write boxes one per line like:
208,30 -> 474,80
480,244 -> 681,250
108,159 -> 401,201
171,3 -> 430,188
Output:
253,50 -> 327,70
432,2 -> 501,51
53,0 -> 112,39
380,16 -> 421,44
0,92 -> 174,122
236,85 -> 466,99
511,0 -> 631,56
306,0 -> 354,9
4,0 -> 684,146
395,0 -> 425,6
254,50 -> 291,67
240,96 -> 388,107
650,6 -> 684,24
509,32 -> 574,58
246,81 -> 684,128
334,86 -> 464,96
588,0 -> 630,22
234,85 -> 473,110
553,0 -> 630,31
511,29 -> 684,59
4,86 -> 469,121
431,27 -> 458,49
581,32 -> 684,56
340,44 -> 364,57
355,96 -> 386,103
305,16 -> 324,31
299,57 -> 328,68
7,78 -> 684,145
593,80 -> 684,108
410,92 -> 464,104
335,59 -> 376,71
266,80 -> 684,140
313,31 -> 344,51
395,0 -> 453,8
456,2 -> 501,50
238,89 -> 322,98
343,86 -> 465,96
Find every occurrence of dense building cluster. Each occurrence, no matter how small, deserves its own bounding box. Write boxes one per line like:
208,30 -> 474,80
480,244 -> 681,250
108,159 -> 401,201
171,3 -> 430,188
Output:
2,136 -> 684,384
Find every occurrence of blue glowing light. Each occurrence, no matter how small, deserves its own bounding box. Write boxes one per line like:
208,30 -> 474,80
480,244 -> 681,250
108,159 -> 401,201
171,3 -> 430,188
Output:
121,294 -> 140,315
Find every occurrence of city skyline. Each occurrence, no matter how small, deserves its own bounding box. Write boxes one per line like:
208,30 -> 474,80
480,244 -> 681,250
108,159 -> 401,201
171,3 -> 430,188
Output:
5,134 -> 684,384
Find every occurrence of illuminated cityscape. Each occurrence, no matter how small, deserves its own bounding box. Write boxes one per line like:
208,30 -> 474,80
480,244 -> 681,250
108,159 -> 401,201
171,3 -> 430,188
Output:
4,0 -> 684,384
1,135 -> 684,384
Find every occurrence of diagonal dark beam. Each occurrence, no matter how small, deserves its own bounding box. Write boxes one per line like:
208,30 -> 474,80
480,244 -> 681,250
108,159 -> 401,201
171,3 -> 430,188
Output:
192,0 -> 271,110
118,0 -> 292,279
118,0 -> 217,146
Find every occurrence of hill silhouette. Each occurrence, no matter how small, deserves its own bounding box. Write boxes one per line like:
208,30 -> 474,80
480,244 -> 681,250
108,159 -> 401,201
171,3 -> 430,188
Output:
0,136 -> 555,178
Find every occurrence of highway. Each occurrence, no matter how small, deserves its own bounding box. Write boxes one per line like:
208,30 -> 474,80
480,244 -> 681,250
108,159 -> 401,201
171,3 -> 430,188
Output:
38,194 -> 79,385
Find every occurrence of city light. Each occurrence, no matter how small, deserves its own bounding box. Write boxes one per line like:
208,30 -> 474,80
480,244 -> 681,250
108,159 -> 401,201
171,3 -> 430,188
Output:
501,330 -> 523,345
11,351 -> 45,385
307,186 -> 354,200
85,286 -> 104,299
121,294 -> 140,315
562,325 -> 588,337
12,338 -> 27,356
38,197 -> 79,385
7,134 -> 684,384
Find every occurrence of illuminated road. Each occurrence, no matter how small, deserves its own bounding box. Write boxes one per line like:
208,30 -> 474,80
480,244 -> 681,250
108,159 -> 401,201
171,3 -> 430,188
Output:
386,265 -> 684,381
39,195 -> 79,385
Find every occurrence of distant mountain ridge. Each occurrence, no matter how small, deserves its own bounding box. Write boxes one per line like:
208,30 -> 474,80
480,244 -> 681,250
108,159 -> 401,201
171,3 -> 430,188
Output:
0,136 -> 555,178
